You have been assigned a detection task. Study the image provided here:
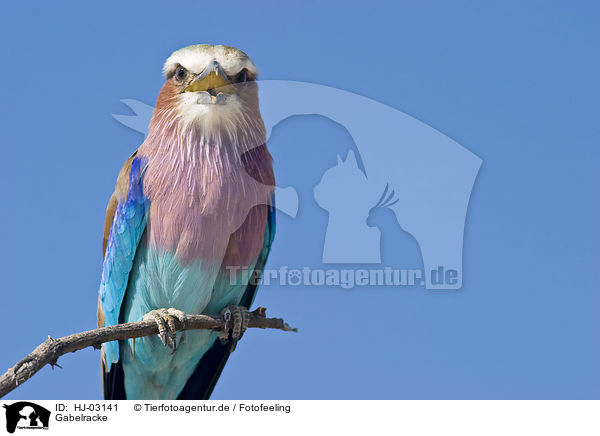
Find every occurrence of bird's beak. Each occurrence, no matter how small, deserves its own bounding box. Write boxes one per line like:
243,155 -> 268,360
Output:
185,72 -> 235,94
185,61 -> 235,95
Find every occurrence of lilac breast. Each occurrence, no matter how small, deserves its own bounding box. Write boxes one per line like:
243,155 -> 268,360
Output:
138,122 -> 274,269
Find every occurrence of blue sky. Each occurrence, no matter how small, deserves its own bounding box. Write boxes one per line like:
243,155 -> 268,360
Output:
1,0 -> 599,399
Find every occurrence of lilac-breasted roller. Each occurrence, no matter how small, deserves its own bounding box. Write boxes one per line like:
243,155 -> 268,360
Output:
97,45 -> 275,399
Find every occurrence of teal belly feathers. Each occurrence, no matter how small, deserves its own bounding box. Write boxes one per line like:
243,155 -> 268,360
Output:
120,240 -> 258,399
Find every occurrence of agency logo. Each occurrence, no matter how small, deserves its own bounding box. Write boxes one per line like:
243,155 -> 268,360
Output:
113,80 -> 481,289
2,402 -> 50,433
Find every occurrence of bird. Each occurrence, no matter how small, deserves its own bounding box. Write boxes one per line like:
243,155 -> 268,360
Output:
97,44 -> 275,399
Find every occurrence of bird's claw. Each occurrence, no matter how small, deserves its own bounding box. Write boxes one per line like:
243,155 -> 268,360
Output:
218,305 -> 249,351
143,308 -> 185,354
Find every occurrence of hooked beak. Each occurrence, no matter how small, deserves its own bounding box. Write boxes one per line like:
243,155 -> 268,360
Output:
184,60 -> 235,95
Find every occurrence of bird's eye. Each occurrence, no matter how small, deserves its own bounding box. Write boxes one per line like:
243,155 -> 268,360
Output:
235,69 -> 248,83
175,66 -> 187,80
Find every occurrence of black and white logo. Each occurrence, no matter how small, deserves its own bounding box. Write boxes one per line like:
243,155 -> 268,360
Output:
3,402 -> 50,433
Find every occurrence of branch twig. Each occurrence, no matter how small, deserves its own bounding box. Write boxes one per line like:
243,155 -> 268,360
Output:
0,307 -> 296,398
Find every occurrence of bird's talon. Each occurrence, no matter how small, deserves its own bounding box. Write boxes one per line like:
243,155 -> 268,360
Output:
242,312 -> 250,332
159,334 -> 168,347
219,307 -> 232,344
143,308 -> 185,352
222,308 -> 231,322
219,305 -> 249,345
167,308 -> 186,327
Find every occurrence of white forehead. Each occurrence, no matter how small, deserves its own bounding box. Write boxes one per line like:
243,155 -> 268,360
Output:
163,44 -> 258,77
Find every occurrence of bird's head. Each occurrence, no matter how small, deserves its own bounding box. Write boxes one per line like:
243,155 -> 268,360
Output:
153,44 -> 263,139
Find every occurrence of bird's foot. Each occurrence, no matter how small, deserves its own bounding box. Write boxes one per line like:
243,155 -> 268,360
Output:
218,305 -> 249,351
143,308 -> 185,354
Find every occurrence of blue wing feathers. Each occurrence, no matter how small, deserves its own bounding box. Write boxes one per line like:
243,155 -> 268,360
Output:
100,156 -> 149,365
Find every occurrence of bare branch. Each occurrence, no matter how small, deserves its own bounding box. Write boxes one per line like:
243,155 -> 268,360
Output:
0,307 -> 296,398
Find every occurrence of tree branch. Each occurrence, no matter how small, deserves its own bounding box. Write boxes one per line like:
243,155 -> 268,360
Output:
0,307 -> 296,398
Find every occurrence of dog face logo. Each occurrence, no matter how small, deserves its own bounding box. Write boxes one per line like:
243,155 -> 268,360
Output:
3,402 -> 50,433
